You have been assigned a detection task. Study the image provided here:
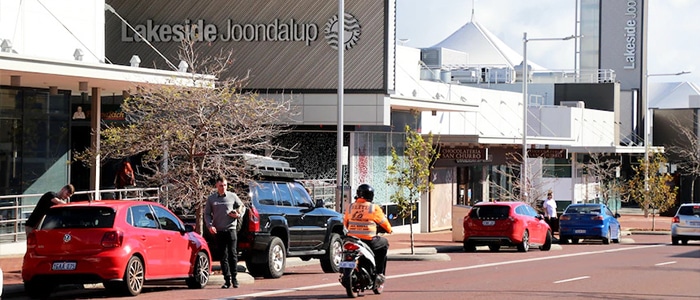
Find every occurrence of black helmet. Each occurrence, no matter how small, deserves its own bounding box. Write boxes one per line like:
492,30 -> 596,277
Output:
356,184 -> 374,201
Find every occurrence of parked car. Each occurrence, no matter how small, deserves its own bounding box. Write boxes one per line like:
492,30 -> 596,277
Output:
22,200 -> 211,298
558,203 -> 621,244
202,154 -> 345,279
671,203 -> 700,245
462,201 -> 552,252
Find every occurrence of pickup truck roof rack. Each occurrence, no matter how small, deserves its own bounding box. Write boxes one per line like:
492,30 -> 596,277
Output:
243,154 -> 304,179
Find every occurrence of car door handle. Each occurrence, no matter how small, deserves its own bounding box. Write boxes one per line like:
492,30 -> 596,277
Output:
166,237 -> 171,242
140,235 -> 147,241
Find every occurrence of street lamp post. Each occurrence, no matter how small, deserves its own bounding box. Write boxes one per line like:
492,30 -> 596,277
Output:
643,71 -> 691,192
521,32 -> 579,202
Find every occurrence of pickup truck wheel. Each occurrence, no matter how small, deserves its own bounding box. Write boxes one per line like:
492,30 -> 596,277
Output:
249,237 -> 286,278
321,233 -> 342,273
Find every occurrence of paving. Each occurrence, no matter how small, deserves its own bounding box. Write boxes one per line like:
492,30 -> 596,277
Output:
0,210 -> 672,297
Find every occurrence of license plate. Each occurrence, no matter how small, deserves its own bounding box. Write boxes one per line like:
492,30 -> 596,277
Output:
339,261 -> 356,269
482,220 -> 495,226
689,221 -> 700,226
52,261 -> 77,271
575,229 -> 586,234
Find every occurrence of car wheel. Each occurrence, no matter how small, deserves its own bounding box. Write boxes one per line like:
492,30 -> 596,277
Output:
250,236 -> 286,278
602,228 -> 611,244
488,244 -> 501,252
571,238 -> 579,244
321,233 -> 342,273
540,230 -> 552,251
612,226 -> 621,243
517,230 -> 530,252
24,279 -> 54,299
122,256 -> 145,296
186,251 -> 210,289
463,240 -> 477,252
682,239 -> 689,245
671,237 -> 680,245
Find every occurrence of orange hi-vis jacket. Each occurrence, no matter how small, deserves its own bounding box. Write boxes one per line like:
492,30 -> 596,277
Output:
344,198 -> 393,240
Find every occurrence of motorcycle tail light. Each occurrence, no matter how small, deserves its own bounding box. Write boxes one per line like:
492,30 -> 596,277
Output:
343,242 -> 360,251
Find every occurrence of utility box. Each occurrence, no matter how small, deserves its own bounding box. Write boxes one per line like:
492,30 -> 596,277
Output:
452,205 -> 471,242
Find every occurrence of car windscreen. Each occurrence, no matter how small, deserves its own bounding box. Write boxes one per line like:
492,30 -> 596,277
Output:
41,207 -> 116,229
678,205 -> 700,216
565,205 -> 601,214
469,205 -> 510,219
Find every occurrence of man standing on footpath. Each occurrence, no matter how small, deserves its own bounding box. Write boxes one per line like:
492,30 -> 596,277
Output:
25,184 -> 75,235
204,175 -> 245,289
543,190 -> 559,234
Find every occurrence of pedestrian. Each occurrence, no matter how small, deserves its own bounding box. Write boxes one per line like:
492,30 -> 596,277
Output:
204,175 -> 245,289
542,190 -> 558,233
25,184 -> 74,235
114,159 -> 135,199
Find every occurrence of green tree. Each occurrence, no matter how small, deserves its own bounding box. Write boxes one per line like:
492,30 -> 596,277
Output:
76,40 -> 295,233
386,123 -> 438,254
626,153 -> 677,230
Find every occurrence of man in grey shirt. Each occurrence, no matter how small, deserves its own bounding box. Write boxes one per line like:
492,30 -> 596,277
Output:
204,175 -> 245,288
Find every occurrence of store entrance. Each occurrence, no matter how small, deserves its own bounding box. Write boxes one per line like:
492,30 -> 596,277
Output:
457,165 -> 484,205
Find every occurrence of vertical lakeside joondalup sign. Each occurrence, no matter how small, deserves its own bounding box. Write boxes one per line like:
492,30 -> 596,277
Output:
104,0 -> 391,93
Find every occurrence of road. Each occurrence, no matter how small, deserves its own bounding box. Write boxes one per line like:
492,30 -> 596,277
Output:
5,234 -> 699,299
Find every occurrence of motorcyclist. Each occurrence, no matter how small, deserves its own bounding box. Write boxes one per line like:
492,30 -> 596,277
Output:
343,183 -> 393,285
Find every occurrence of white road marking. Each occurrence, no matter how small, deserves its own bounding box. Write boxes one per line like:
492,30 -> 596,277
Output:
554,276 -> 590,284
655,261 -> 677,266
221,244 -> 665,299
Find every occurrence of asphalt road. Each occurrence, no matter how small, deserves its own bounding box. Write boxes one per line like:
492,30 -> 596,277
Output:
5,233 -> 698,300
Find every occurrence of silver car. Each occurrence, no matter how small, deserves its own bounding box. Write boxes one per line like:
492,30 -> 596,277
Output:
671,203 -> 700,245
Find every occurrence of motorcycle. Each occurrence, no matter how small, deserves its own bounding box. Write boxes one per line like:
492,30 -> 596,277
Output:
338,235 -> 384,298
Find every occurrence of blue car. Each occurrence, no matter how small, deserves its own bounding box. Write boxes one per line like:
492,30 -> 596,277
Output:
559,203 -> 621,244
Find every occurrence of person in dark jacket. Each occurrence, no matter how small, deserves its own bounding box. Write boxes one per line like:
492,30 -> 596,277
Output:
25,184 -> 75,235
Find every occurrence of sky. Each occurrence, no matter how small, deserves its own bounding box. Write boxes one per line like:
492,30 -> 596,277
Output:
396,0 -> 700,85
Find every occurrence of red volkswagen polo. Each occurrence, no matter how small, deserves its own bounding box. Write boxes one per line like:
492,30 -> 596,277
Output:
22,200 -> 211,298
463,201 -> 552,252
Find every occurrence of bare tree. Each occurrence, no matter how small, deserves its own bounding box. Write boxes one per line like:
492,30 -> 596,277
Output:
76,40 -> 296,233
667,117 -> 700,203
583,153 -> 624,208
489,152 -> 552,208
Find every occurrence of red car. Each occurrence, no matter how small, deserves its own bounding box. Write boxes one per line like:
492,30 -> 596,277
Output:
463,201 -> 552,252
22,200 -> 211,298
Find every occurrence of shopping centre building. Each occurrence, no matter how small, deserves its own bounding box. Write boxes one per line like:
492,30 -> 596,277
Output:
1,0 -> 697,234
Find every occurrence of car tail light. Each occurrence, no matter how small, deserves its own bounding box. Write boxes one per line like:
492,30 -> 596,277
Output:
343,242 -> 360,251
26,231 -> 36,250
248,204 -> 260,233
672,216 -> 680,223
101,231 -> 123,248
590,215 -> 604,221
559,215 -> 570,221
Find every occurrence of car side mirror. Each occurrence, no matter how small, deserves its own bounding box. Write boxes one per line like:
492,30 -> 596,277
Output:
614,213 -> 621,218
184,224 -> 195,233
315,199 -> 325,208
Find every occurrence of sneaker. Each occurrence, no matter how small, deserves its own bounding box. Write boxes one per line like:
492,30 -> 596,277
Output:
375,274 -> 385,286
221,282 -> 231,289
232,279 -> 240,288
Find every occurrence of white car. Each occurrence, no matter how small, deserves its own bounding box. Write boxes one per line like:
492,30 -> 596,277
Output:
671,203 -> 700,245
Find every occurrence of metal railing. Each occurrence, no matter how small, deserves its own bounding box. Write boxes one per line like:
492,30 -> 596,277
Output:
0,187 -> 160,243
299,179 -> 338,211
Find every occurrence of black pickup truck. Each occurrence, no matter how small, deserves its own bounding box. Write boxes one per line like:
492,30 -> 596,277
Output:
208,155 -> 345,279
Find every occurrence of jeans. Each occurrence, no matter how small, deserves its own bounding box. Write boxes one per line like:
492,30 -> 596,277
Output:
216,229 -> 238,282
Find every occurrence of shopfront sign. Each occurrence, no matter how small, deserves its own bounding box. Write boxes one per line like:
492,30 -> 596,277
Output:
439,147 -> 488,163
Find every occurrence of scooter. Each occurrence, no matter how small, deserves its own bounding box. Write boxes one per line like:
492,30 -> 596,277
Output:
338,235 -> 384,298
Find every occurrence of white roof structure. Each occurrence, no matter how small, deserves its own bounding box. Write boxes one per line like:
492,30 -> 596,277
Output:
431,21 -> 545,70
648,81 -> 700,109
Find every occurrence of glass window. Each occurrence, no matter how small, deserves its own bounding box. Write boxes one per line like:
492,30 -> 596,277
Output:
129,205 -> 158,229
152,205 -> 183,232
542,158 -> 572,178
276,182 -> 293,206
252,182 -> 276,206
468,205 -> 510,219
290,182 -> 313,207
41,207 -> 115,229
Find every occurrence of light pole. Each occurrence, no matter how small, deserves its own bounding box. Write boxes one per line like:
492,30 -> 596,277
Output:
521,32 -> 579,202
643,71 -> 691,192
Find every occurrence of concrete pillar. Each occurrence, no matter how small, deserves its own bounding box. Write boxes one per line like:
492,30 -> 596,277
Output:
90,87 -> 101,200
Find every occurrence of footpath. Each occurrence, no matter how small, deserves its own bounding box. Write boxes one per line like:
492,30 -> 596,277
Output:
0,211 -> 672,297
